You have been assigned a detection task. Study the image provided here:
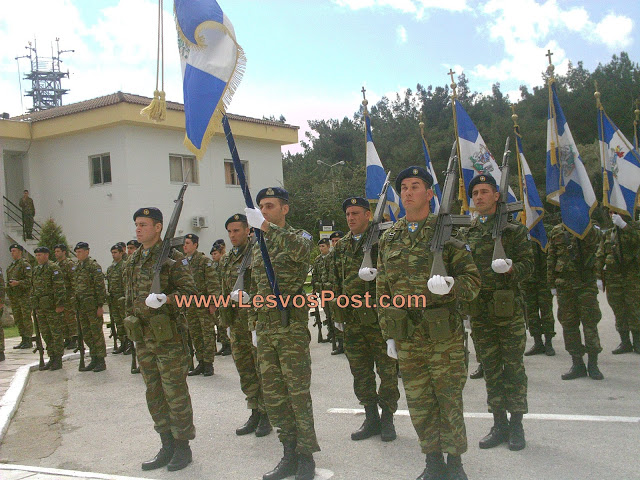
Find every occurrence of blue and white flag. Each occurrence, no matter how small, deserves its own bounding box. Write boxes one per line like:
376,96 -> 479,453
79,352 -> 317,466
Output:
175,0 -> 245,159
597,107 -> 640,219
421,130 -> 441,214
515,126 -> 548,250
547,81 -> 597,238
364,112 -> 405,219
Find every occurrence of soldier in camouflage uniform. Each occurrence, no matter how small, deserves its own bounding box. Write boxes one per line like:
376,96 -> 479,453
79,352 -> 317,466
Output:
547,222 -> 604,380
462,174 -> 533,453
73,242 -> 107,372
245,187 -> 319,480
6,244 -> 33,349
31,246 -> 66,370
211,240 -> 231,356
377,167 -> 480,480
0,267 -> 5,362
328,231 -> 344,354
124,240 -> 141,361
219,213 -> 272,437
19,190 -> 35,239
183,233 -> 215,376
331,196 -> 400,442
126,239 -> 141,257
54,244 -> 77,350
125,207 -> 197,472
107,244 -> 127,353
596,212 -> 640,354
311,238 -> 332,345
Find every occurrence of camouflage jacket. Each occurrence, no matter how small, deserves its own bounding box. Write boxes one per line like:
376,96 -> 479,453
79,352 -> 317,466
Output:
31,260 -> 65,309
311,253 -> 331,292
219,242 -> 254,327
205,259 -> 222,297
19,197 -> 35,215
462,214 -> 534,294
330,225 -> 377,297
377,215 -> 481,340
73,257 -> 107,306
55,257 -> 76,303
0,267 -> 5,302
523,241 -> 548,287
595,221 -> 640,276
6,258 -> 32,296
186,251 -> 210,295
123,242 -> 197,321
106,259 -> 126,298
547,224 -> 600,286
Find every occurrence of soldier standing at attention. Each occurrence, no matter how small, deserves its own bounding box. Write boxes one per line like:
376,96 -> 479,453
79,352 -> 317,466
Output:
245,187 -> 319,480
124,207 -> 197,472
19,190 -> 35,240
54,244 -> 77,350
7,244 -> 33,349
184,233 -> 215,377
107,244 -> 127,354
31,246 -> 66,370
211,241 -> 231,356
377,167 -> 480,480
328,231 -> 345,355
126,239 -> 141,257
73,242 -> 107,372
0,267 -> 6,362
596,212 -> 640,354
219,213 -> 272,437
462,174 -> 533,452
331,196 -> 400,442
547,221 -> 603,380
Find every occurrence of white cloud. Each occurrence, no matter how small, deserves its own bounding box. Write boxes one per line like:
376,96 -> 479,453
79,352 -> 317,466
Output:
396,25 -> 408,44
593,14 -> 633,49
333,0 -> 469,18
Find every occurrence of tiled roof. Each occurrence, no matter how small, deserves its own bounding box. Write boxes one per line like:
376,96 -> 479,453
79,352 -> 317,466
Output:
10,91 -> 298,130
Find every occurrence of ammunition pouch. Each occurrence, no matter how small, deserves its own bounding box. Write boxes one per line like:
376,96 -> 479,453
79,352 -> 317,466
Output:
123,315 -> 144,342
424,307 -> 453,342
492,289 -> 515,318
459,298 -> 481,317
149,313 -> 175,343
384,307 -> 414,341
354,307 -> 378,326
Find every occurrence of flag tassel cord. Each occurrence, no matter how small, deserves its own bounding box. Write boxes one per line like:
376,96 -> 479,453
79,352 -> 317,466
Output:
141,0 -> 167,122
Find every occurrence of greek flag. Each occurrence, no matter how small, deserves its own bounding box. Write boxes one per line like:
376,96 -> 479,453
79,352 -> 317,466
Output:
421,130 -> 441,214
365,112 -> 405,219
515,126 -> 548,250
547,81 -> 596,238
597,106 -> 640,219
175,0 -> 245,159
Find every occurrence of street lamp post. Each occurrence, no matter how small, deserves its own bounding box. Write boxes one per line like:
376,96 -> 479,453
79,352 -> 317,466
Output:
317,160 -> 345,194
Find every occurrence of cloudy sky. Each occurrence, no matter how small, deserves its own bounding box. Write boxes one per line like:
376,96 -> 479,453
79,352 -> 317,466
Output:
1,0 -> 638,152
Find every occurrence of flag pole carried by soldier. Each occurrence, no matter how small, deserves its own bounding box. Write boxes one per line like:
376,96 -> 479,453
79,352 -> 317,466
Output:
7,244 -> 33,350
54,244 -> 78,351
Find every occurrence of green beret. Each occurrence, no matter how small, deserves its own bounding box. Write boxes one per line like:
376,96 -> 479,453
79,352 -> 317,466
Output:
468,174 -> 497,198
395,166 -> 433,193
342,196 -> 369,212
133,207 -> 163,223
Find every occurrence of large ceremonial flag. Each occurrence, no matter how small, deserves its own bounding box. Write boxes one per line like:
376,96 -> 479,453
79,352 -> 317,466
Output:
175,0 -> 245,159
597,101 -> 640,219
546,80 -> 597,238
420,125 -> 442,214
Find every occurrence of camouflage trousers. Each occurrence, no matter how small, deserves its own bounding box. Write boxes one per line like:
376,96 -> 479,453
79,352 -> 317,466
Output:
556,280 -> 602,356
77,298 -> 107,358
37,308 -> 64,357
256,309 -> 320,455
109,295 -> 126,340
8,294 -> 32,339
343,317 -> 399,412
396,326 -> 467,455
605,271 -> 640,333
186,307 -> 216,363
472,300 -> 528,414
229,317 -> 265,412
61,299 -> 77,339
215,312 -> 230,347
137,324 -> 195,441
523,280 -> 555,338
0,307 -> 5,352
22,213 -> 34,238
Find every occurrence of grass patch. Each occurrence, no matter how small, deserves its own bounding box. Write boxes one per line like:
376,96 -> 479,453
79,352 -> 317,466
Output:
3,325 -> 20,338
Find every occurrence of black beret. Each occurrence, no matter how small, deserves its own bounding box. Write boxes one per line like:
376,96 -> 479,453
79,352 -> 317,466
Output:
110,244 -> 123,251
126,239 -> 141,247
342,196 -> 370,212
116,241 -> 126,249
329,231 -> 344,240
395,166 -> 434,192
185,233 -> 199,243
256,186 -> 289,204
468,174 -> 497,198
225,213 -> 248,229
318,238 -> 330,246
214,238 -> 226,246
133,207 -> 163,223
9,243 -> 24,251
34,246 -> 50,254
74,242 -> 89,251
53,244 -> 67,251
210,243 -> 224,254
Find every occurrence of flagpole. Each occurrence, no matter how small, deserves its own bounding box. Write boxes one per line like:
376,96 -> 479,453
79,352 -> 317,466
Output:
448,69 -> 467,213
511,106 -> 526,226
594,82 -> 610,208
546,50 -> 563,206
419,117 -> 432,162
634,99 -> 640,152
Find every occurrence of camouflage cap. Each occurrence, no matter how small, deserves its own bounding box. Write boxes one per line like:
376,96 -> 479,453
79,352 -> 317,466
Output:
468,174 -> 497,198
133,207 -> 163,223
34,246 -> 50,254
342,196 -> 369,212
225,213 -> 248,229
256,186 -> 289,204
395,166 -> 433,192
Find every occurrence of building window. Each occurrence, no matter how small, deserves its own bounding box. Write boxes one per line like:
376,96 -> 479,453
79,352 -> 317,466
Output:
90,154 -> 112,186
224,159 -> 248,186
170,154 -> 199,184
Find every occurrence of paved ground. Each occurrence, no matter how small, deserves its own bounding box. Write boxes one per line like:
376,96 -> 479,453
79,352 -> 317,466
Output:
0,295 -> 639,480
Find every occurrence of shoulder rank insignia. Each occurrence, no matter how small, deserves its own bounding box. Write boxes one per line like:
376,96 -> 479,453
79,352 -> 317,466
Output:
53,270 -> 59,275
26,266 -> 31,270
96,268 -> 102,273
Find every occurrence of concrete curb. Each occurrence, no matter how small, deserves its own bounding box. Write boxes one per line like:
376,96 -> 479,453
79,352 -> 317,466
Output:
0,463 -> 157,480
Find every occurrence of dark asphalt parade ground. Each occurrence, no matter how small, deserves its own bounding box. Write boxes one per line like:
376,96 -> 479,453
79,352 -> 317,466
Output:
0,293 -> 638,480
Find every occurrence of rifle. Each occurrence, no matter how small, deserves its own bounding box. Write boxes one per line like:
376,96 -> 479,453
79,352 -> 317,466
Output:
106,295 -> 118,352
187,329 -> 195,371
32,310 -> 45,370
231,237 -> 256,298
429,143 -> 471,277
359,171 -> 393,280
311,301 -> 324,343
130,341 -> 139,374
326,302 -> 337,351
491,137 -> 523,262
73,301 -> 85,371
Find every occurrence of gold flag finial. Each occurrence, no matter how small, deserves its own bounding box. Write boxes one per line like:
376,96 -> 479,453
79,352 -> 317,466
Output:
361,85 -> 368,108
546,49 -> 555,79
594,81 -> 602,109
448,68 -> 457,98
635,99 -> 640,121
419,114 -> 425,136
510,104 -> 519,126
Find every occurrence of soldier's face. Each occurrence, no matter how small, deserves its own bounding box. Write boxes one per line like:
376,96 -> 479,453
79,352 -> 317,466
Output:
10,248 -> 22,260
54,248 -> 65,260
472,185 -> 499,214
135,218 -> 162,244
401,179 -> 433,213
319,243 -> 330,255
227,222 -> 250,247
183,239 -> 198,255
75,249 -> 89,261
331,238 -> 340,247
211,250 -> 222,261
259,198 -> 289,225
111,249 -> 123,261
127,245 -> 137,255
35,252 -> 48,264
345,206 -> 371,234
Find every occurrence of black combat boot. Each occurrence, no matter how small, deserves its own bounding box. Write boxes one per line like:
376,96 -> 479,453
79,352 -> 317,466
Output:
447,454 -> 469,480
80,356 -> 97,372
612,332 -> 633,354
295,453 -> 315,480
331,337 -> 344,355
220,343 -> 232,356
41,357 -> 53,371
50,355 -> 63,371
524,335 -> 545,356
263,441 -> 298,480
112,342 -> 124,354
93,357 -> 106,372
508,413 -> 526,451
561,355 -> 587,380
67,337 -> 77,351
416,452 -> 448,480
632,331 -> 640,354
236,409 -> 260,435
255,412 -> 273,437
13,337 -> 27,349
351,404 -> 381,440
122,338 -> 132,355
63,338 -> 71,349
142,432 -> 174,471
469,363 -> 484,379
0,352 -> 5,362
479,411 -> 509,449
188,362 -> 204,376
544,335 -> 555,356
167,439 -> 192,471
203,361 -> 214,376
21,337 -> 33,349
380,407 -> 396,442
587,353 -> 604,380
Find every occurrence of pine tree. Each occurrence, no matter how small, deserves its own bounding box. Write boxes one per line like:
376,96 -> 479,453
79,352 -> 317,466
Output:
38,218 -> 69,252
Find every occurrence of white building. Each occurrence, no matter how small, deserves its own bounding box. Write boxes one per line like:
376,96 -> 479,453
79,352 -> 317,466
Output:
0,92 -> 298,269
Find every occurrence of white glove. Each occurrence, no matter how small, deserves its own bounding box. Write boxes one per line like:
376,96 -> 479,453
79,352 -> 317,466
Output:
612,213 -> 628,229
334,322 -> 344,332
230,289 -> 251,304
491,258 -> 513,274
427,275 -> 455,295
386,339 -> 398,359
358,267 -> 377,281
145,293 -> 167,309
244,207 -> 266,229
597,279 -> 604,292
550,288 -> 557,296
226,327 -> 231,338
251,330 -> 257,347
